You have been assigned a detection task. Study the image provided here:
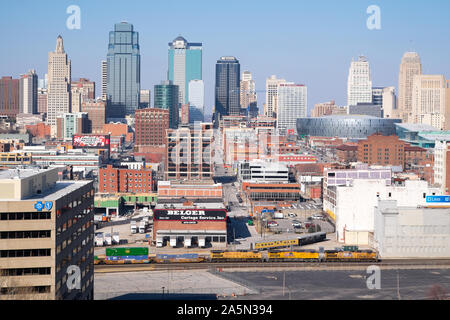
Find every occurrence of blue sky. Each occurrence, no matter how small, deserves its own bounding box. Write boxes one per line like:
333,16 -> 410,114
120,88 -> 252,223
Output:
1,0 -> 449,116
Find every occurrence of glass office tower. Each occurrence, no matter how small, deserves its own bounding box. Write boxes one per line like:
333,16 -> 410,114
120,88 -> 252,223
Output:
214,56 -> 240,127
107,22 -> 140,118
168,36 -> 202,105
154,80 -> 179,129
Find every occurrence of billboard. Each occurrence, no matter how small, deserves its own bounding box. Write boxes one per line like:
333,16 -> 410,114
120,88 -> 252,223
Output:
154,209 -> 226,221
73,135 -> 110,149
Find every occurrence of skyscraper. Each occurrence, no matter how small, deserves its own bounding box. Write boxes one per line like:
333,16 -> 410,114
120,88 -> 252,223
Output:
382,87 -> 397,119
168,36 -> 202,105
154,80 -> 179,129
47,35 -> 71,136
411,74 -> 446,129
107,22 -> 140,118
71,78 -> 95,113
264,75 -> 286,118
240,71 -> 257,116
101,60 -> 107,101
188,79 -> 204,122
347,56 -> 372,106
19,70 -> 38,114
214,56 -> 240,127
277,83 -> 307,135
398,52 -> 422,123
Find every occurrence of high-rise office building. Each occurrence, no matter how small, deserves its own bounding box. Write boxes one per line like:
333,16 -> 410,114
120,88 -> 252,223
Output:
277,83 -> 307,135
382,87 -> 397,119
56,112 -> 89,140
240,71 -> 257,116
347,56 -> 372,106
139,89 -> 151,109
214,56 -> 240,127
47,35 -> 71,136
188,79 -> 204,123
0,168 -> 94,300
19,70 -> 38,114
264,75 -> 286,118
168,36 -> 202,105
81,100 -> 106,134
372,87 -> 384,106
398,52 -> 422,123
411,74 -> 446,129
38,74 -> 48,90
101,60 -> 107,101
0,76 -> 20,117
106,22 -> 140,118
154,80 -> 179,129
37,88 -> 48,114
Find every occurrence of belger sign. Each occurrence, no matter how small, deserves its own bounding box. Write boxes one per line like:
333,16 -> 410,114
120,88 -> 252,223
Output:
154,209 -> 226,221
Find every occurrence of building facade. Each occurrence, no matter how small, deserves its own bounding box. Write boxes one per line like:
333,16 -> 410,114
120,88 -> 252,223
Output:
106,22 -> 140,118
357,134 -> 405,168
19,70 -> 38,114
71,78 -> 95,113
0,168 -> 94,300
347,56 -> 372,106
135,108 -> 169,148
168,36 -> 202,105
154,81 -> 179,129
98,164 -> 154,194
47,36 -> 71,136
0,76 -> 20,118
264,75 -> 286,118
214,56 -> 240,127
81,100 -> 106,134
398,52 -> 422,123
277,84 -> 307,135
188,79 -> 204,123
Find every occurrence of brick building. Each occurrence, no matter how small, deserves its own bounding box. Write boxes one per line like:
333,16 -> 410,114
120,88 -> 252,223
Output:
336,144 -> 358,163
242,182 -> 300,202
158,180 -> 223,200
81,100 -> 106,134
26,122 -> 51,139
0,76 -> 20,118
404,144 -> 428,169
98,164 -> 154,194
135,108 -> 169,149
357,134 -> 405,168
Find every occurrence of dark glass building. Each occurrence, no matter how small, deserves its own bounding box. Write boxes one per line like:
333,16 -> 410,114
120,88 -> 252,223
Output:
214,56 -> 240,128
106,22 -> 140,118
154,80 -> 179,129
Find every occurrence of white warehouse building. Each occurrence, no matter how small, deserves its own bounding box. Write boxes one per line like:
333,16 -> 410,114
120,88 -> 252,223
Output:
326,179 -> 440,245
374,200 -> 450,258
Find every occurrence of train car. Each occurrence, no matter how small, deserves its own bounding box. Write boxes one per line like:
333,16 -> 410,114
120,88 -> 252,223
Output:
252,239 -> 299,251
298,232 -> 327,246
154,253 -> 205,263
324,250 -> 378,262
210,250 -> 263,262
268,250 -> 321,262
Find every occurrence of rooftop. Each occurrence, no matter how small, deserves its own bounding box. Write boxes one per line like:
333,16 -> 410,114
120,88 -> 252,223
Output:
0,168 -> 53,180
395,123 -> 437,132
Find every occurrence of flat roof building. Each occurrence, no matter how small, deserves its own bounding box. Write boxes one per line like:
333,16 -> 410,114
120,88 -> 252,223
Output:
0,168 -> 94,299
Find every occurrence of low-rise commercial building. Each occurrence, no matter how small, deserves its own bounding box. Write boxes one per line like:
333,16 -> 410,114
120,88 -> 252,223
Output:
0,168 -> 94,300
98,164 -> 154,194
153,201 -> 227,248
374,200 -> 450,258
157,180 -> 223,200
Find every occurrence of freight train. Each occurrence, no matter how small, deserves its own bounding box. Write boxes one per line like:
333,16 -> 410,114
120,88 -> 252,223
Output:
94,246 -> 379,265
251,232 -> 327,251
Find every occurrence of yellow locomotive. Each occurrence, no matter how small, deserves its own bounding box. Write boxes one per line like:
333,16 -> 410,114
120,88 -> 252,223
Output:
324,250 -> 378,262
268,250 -> 320,262
210,250 -> 263,262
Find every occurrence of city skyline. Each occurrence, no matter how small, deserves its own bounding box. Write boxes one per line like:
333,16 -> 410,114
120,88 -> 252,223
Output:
1,0 -> 450,116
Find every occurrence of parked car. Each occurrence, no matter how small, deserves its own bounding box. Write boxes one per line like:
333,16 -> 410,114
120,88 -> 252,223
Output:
292,221 -> 302,228
311,214 -> 325,220
267,221 -> 278,227
288,212 -> 297,218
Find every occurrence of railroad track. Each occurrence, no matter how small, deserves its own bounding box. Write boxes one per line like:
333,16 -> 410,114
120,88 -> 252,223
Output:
94,259 -> 450,273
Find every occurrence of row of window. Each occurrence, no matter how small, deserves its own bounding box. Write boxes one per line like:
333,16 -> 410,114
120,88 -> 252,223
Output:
0,286 -> 51,295
0,230 -> 51,239
0,249 -> 51,258
0,212 -> 51,221
1,267 -> 51,276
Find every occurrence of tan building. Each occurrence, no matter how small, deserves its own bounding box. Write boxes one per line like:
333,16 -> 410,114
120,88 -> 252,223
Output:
264,75 -> 286,118
240,71 -> 257,111
381,87 -> 398,118
0,168 -> 94,300
71,79 -> 95,113
165,123 -> 214,180
311,100 -> 347,117
411,74 -> 446,130
398,52 -> 422,123
47,36 -> 71,137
